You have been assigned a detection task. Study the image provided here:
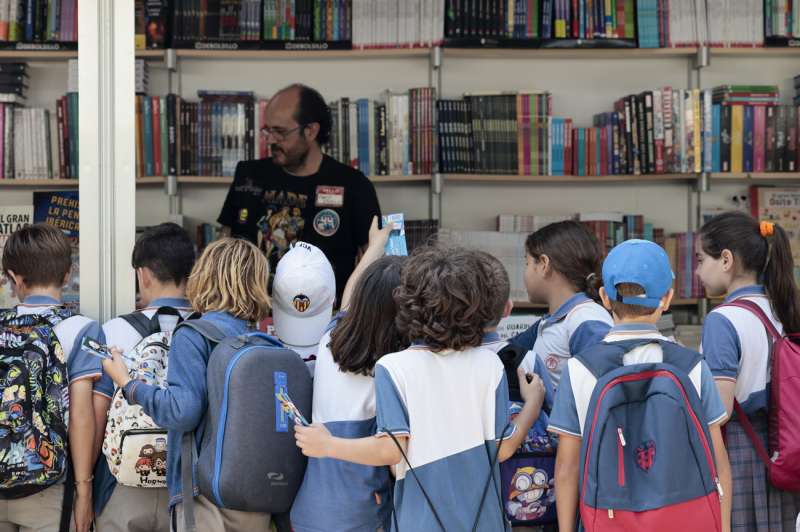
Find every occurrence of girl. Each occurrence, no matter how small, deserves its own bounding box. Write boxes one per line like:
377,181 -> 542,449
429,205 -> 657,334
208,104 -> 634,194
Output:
510,220 -> 613,389
697,211 -> 800,532
291,217 -> 403,532
101,238 -> 273,532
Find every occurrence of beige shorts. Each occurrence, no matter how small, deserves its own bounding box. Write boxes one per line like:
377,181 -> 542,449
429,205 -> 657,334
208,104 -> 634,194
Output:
95,485 -> 170,532
0,484 -> 66,532
172,495 -> 272,532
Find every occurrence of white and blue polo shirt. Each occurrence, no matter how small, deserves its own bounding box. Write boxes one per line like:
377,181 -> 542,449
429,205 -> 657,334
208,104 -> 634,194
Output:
375,343 -> 514,532
482,331 -> 555,410
548,324 -> 727,439
511,293 -> 613,390
291,317 -> 393,532
700,285 -> 779,416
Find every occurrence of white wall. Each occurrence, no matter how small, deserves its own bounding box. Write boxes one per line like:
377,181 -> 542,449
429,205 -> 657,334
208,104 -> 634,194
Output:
134,53 -> 799,235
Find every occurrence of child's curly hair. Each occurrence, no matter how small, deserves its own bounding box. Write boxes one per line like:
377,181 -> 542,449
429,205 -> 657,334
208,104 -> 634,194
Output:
393,245 -> 496,352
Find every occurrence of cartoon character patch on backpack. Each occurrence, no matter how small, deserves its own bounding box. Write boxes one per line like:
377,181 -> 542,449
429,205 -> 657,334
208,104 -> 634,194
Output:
103,308 -> 192,488
0,307 -> 72,497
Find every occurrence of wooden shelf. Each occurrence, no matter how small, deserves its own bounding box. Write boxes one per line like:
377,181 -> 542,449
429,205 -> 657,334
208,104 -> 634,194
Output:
711,47 -> 800,57
445,173 -> 697,183
135,175 -> 428,185
175,47 -> 431,60
0,50 -> 77,59
711,172 -> 800,181
0,179 -> 77,187
444,47 -> 698,59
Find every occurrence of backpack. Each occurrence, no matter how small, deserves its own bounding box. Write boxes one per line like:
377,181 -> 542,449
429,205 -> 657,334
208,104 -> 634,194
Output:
495,343 -> 557,527
574,339 -> 723,532
102,307 -> 195,488
0,307 -> 72,497
178,321 -> 312,532
719,299 -> 800,492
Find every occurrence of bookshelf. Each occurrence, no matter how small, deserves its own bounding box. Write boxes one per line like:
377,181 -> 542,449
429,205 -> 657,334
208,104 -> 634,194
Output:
0,179 -> 78,188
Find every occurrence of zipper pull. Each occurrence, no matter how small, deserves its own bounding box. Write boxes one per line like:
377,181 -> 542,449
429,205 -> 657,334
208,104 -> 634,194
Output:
715,477 -> 724,498
608,509 -> 615,519
617,427 -> 626,447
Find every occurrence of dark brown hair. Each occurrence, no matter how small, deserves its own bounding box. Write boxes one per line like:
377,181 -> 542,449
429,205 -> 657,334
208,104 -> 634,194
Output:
2,223 -> 72,288
472,250 -> 510,327
608,283 -> 658,319
394,245 -> 496,352
525,220 -> 603,301
132,223 -> 195,285
700,211 -> 800,334
330,256 -> 407,376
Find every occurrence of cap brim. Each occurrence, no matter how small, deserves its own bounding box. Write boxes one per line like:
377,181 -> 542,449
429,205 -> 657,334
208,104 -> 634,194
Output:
272,304 -> 333,348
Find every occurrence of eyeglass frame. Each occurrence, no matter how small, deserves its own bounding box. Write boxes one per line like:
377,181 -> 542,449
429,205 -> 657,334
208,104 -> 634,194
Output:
259,123 -> 308,141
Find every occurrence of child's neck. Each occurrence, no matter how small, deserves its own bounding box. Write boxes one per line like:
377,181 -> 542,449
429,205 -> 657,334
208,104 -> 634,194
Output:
21,286 -> 62,303
547,283 -> 580,315
726,273 -> 760,297
142,285 -> 187,306
615,315 -> 660,327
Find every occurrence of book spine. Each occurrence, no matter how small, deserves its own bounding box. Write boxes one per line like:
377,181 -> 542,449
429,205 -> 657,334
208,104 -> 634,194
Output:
167,94 -> 177,175
731,104 -> 744,174
143,96 -> 154,176
743,105 -> 754,173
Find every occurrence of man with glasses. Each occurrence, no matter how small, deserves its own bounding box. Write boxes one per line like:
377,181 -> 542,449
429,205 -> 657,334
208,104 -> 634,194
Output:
217,84 -> 381,304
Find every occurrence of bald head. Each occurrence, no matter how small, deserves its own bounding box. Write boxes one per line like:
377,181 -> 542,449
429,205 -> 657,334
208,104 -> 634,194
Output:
268,84 -> 331,146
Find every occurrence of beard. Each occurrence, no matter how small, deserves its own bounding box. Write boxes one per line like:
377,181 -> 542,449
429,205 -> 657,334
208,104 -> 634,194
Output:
273,142 -> 310,170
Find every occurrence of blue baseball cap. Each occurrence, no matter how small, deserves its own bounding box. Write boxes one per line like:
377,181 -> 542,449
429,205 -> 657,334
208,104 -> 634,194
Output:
602,239 -> 675,308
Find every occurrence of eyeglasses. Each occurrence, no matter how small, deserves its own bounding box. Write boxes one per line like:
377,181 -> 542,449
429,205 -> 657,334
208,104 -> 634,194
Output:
259,124 -> 306,141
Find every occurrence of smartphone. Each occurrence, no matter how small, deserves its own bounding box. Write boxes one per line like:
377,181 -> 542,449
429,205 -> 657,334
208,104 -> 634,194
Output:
81,336 -> 113,360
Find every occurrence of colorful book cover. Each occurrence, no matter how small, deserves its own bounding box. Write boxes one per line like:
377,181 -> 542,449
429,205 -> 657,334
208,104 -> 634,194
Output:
0,206 -> 33,308
731,105 -> 744,174
750,186 -> 800,284
33,191 -> 79,311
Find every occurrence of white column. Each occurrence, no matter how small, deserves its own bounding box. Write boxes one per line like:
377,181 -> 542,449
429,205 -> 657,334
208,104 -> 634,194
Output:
79,0 -> 136,322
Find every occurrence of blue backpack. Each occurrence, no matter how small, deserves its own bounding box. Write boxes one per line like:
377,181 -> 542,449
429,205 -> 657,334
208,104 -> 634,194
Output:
573,339 -> 723,532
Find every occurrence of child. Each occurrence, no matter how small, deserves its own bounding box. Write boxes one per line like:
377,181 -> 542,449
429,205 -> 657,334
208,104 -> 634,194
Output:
509,221 -> 613,389
697,211 -> 800,531
549,239 -> 732,532
295,245 -> 543,532
1,223 -> 104,532
271,241 -> 336,374
93,223 -> 197,532
291,217 -> 402,532
101,238 -> 273,532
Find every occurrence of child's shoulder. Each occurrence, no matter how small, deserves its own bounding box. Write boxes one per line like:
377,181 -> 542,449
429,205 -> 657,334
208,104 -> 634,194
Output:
565,299 -> 613,325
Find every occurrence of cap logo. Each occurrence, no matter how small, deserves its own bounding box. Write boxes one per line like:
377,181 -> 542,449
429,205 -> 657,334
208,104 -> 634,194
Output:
293,294 -> 311,313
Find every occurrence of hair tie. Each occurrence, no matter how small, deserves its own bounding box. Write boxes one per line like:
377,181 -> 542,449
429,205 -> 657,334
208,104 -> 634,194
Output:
760,221 -> 775,238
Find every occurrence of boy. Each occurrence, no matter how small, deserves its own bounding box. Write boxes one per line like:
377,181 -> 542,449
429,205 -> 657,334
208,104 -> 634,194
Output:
295,246 -> 542,532
1,223 -> 104,532
548,240 -> 732,532
93,223 -> 197,532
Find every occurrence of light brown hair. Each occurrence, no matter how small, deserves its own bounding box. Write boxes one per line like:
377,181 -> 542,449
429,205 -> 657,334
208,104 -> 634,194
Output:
394,245 -> 496,352
608,283 -> 658,318
2,223 -> 72,288
186,238 -> 271,323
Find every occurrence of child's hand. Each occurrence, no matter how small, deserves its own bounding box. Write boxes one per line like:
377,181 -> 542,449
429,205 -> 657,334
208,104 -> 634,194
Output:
101,348 -> 131,388
294,423 -> 333,458
517,367 -> 545,408
367,216 -> 395,252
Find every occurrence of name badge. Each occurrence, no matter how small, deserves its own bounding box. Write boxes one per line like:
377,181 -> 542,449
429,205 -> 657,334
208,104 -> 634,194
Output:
315,186 -> 345,208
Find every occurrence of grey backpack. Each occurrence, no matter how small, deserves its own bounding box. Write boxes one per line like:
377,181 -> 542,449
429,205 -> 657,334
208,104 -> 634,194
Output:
178,321 -> 312,531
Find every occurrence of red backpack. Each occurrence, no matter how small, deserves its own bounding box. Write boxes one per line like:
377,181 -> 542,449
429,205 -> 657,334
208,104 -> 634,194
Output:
721,299 -> 800,491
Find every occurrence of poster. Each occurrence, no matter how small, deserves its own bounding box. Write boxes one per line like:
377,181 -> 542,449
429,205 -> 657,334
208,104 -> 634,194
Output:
0,206 -> 34,308
33,191 -> 79,311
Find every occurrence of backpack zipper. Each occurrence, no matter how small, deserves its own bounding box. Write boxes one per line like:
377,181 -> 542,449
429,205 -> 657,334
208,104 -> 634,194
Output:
617,427 -> 626,487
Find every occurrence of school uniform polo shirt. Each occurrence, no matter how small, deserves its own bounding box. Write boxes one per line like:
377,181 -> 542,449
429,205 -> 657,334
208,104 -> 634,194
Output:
548,324 -> 727,439
701,285 -> 779,416
374,343 -> 514,532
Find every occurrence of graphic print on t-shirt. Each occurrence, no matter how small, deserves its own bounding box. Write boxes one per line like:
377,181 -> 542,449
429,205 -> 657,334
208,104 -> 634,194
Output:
259,189 -> 308,266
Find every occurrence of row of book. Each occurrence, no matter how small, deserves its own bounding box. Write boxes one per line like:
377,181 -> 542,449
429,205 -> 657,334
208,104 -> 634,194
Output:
135,0 -> 800,49
0,0 -> 77,43
0,62 -> 27,98
135,92 -> 257,179
325,88 -> 436,176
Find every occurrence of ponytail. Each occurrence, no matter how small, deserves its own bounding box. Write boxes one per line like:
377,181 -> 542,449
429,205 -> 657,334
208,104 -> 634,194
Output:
763,224 -> 800,333
700,211 -> 800,334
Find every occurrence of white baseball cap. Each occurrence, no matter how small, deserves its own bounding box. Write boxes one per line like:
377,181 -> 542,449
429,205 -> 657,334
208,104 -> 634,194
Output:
272,241 -> 336,348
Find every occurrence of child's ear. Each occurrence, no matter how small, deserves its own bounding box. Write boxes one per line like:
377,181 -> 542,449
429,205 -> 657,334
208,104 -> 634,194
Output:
720,249 -> 735,272
598,286 -> 612,311
661,288 -> 674,311
538,254 -> 551,276
62,270 -> 70,288
6,270 -> 22,287
502,299 -> 514,319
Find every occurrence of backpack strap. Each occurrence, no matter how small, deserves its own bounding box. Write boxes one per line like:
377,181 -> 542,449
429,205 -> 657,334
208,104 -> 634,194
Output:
121,311 -> 159,338
175,320 -> 226,344
720,299 -> 782,342
575,338 -> 702,379
496,343 -> 529,403
181,431 -> 198,532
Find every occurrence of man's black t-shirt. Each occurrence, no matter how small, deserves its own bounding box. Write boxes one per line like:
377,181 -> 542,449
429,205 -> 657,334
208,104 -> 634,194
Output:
217,155 -> 381,302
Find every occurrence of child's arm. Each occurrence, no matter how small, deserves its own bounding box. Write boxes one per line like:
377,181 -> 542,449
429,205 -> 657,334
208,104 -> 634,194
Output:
69,378 -> 96,532
295,423 -> 406,466
92,394 -> 111,459
553,432 -> 582,532
498,367 -> 545,462
710,423 -> 732,532
713,379 -> 736,421
340,216 -> 393,310
102,330 -> 209,432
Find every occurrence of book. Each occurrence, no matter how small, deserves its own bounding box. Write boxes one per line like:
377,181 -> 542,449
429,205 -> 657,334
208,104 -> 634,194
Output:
33,191 -> 79,311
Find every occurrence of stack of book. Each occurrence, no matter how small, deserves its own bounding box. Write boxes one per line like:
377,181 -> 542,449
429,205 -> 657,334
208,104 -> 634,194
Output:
497,214 -> 572,233
55,93 -> 78,179
764,0 -> 800,43
0,62 -> 26,99
135,59 -> 149,95
324,88 -> 436,176
171,0 -> 262,44
663,232 -> 705,299
405,219 -> 439,252
352,0 -> 445,48
0,0 -> 78,44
